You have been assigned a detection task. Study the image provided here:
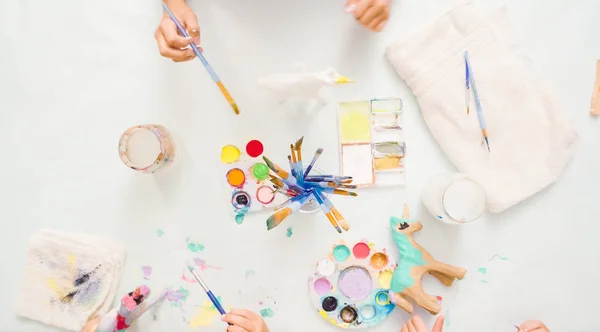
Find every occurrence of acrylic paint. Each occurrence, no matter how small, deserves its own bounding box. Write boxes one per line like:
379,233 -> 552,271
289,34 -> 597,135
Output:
256,186 -> 275,204
246,140 -> 264,158
252,163 -> 270,181
221,145 -> 241,163
309,241 -> 396,329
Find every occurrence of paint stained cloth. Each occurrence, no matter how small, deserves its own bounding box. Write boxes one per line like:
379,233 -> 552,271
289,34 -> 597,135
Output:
16,229 -> 125,331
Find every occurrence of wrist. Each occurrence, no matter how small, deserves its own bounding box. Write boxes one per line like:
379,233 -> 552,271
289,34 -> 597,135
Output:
163,0 -> 186,6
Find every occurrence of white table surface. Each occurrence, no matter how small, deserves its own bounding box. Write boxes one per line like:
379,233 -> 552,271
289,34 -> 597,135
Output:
2,0 -> 600,331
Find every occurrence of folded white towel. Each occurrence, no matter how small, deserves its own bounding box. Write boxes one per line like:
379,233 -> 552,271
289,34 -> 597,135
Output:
16,229 -> 125,331
386,4 -> 579,212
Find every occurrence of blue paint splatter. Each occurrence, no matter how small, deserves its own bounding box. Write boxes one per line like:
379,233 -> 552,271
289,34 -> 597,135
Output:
235,213 -> 245,225
286,227 -> 293,238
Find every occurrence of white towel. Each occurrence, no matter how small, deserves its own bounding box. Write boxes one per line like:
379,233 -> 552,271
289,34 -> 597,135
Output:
385,4 -> 579,213
16,229 -> 125,331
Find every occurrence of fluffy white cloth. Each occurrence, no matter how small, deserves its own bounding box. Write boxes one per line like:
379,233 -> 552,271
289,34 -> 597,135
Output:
16,229 -> 125,331
385,4 -> 579,212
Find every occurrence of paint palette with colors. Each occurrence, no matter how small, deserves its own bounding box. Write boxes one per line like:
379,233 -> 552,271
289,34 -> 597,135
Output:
220,140 -> 283,223
308,241 -> 397,329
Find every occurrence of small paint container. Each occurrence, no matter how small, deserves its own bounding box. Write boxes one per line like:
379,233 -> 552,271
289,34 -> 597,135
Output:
299,167 -> 328,214
118,125 -> 175,173
421,173 -> 487,224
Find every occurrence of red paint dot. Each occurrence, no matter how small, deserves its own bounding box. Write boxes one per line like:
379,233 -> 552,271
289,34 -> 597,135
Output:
436,296 -> 443,301
352,242 -> 370,259
246,140 -> 264,158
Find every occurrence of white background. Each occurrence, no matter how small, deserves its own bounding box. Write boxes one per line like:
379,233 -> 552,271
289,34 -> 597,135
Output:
1,0 -> 600,331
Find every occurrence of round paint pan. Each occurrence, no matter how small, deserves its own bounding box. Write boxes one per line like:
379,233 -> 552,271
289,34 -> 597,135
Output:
256,186 -> 275,205
308,241 -> 397,329
226,168 -> 246,188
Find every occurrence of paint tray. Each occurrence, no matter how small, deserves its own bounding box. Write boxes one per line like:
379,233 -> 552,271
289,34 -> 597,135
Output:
337,98 -> 406,187
219,141 -> 284,222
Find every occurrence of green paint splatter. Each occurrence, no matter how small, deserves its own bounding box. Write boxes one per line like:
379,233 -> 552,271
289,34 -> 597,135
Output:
156,229 -> 164,237
245,269 -> 255,280
488,254 -> 508,262
480,280 -> 488,283
286,227 -> 293,238
477,267 -> 487,274
501,257 -> 508,261
235,213 -> 244,225
445,310 -> 450,326
260,308 -> 275,318
186,239 -> 205,252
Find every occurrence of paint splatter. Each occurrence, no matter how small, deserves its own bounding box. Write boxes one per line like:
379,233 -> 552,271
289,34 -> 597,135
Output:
157,229 -> 164,237
235,213 -> 244,225
259,301 -> 264,305
181,272 -> 198,284
189,298 -> 229,328
193,258 -> 222,271
479,280 -> 488,284
167,287 -> 190,307
437,215 -> 443,219
260,308 -> 275,318
488,254 -> 508,262
445,310 -> 450,327
477,267 -> 487,275
245,269 -> 255,280
286,227 -> 293,238
187,239 -> 205,252
142,266 -> 152,280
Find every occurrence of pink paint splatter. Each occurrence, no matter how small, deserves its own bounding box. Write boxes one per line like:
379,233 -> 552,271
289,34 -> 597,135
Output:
259,301 -> 264,305
193,258 -> 222,271
142,266 -> 152,280
181,271 -> 198,284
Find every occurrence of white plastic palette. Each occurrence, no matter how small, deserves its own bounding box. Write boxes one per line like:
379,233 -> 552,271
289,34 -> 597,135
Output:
337,98 -> 406,187
308,241 -> 397,329
220,140 -> 284,222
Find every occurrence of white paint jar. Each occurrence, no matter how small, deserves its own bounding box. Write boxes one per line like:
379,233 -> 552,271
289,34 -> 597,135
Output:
421,173 -> 486,224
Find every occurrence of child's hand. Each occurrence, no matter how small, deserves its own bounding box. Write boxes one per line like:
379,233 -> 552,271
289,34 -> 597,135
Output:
345,0 -> 391,32
221,309 -> 270,332
518,320 -> 549,332
400,315 -> 444,332
155,0 -> 201,62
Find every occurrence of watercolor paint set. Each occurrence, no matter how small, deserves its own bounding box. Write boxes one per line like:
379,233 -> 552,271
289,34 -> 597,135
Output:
308,241 -> 397,329
337,98 -> 406,187
220,139 -> 283,222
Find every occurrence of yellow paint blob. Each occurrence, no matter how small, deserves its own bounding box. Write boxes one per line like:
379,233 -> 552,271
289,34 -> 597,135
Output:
189,300 -> 228,328
339,101 -> 371,143
378,270 -> 393,289
221,145 -> 240,164
319,310 -> 337,325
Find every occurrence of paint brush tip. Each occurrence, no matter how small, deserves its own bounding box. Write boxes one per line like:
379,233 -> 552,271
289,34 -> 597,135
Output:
349,192 -> 358,197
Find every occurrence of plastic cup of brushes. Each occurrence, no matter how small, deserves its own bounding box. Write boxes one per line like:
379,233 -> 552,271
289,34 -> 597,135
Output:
299,168 -> 329,214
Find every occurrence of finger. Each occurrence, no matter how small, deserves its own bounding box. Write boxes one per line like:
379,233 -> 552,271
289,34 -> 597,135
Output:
173,51 -> 196,62
432,315 -> 445,332
400,324 -> 409,332
411,315 -> 428,330
519,321 -> 545,331
156,31 -> 194,61
345,0 -> 358,12
353,0 -> 371,19
226,326 -> 248,332
221,314 -> 253,330
406,318 -> 417,332
227,309 -> 254,319
160,18 -> 192,49
360,6 -> 384,27
367,13 -> 387,31
181,11 -> 201,46
374,18 -> 388,32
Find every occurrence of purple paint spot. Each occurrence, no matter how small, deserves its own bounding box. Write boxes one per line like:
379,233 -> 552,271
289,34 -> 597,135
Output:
338,267 -> 372,301
314,278 -> 332,296
142,266 -> 152,280
259,301 -> 264,305
166,287 -> 190,307
192,258 -> 222,271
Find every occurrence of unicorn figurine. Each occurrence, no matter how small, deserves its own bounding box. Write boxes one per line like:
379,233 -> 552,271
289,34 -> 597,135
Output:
389,205 -> 466,315
82,286 -> 168,332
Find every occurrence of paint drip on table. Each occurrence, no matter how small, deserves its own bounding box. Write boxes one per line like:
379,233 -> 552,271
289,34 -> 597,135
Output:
189,297 -> 231,328
220,139 -> 281,224
308,240 -> 396,329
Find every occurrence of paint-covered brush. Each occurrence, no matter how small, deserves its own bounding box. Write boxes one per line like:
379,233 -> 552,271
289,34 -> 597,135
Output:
294,137 -> 304,179
305,175 -> 353,183
319,188 -> 358,197
465,52 -> 470,115
162,3 -> 239,115
312,190 -> 342,233
304,181 -> 358,190
263,156 -> 300,188
304,148 -> 323,179
266,194 -> 311,230
464,51 -> 490,152
321,194 -> 350,231
185,261 -> 231,325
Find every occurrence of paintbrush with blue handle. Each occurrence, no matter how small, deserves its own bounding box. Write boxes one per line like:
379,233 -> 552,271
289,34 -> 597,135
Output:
186,261 -> 232,325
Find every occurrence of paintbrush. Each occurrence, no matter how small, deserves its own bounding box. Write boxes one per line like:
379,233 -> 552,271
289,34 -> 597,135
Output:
320,193 -> 350,231
319,188 -> 358,197
263,156 -> 300,188
305,175 -> 353,183
161,3 -> 239,115
464,51 -> 490,152
287,155 -> 296,178
186,261 -> 231,325
303,148 -> 323,179
465,52 -> 470,115
294,137 -> 304,179
304,181 -> 357,190
266,194 -> 311,230
312,190 -> 342,233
